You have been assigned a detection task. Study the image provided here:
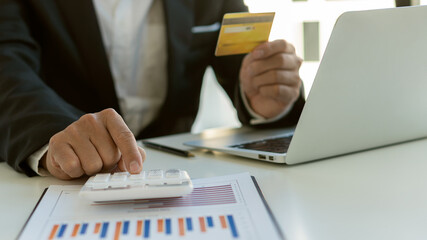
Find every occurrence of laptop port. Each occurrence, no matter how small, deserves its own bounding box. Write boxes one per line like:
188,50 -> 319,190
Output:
258,154 -> 266,160
268,156 -> 274,161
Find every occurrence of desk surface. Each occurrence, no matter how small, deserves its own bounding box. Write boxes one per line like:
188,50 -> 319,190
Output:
1,132 -> 427,240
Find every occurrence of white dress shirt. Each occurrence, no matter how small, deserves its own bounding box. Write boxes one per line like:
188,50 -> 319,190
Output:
93,0 -> 167,135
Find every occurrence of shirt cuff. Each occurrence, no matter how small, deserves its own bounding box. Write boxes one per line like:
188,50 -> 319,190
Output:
240,84 -> 293,125
27,144 -> 50,176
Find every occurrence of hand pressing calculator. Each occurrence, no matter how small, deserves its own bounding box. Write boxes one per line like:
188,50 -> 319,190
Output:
79,169 -> 193,202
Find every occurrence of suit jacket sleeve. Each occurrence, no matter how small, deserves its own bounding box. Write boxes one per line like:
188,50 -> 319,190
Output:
0,0 -> 84,176
211,0 -> 305,128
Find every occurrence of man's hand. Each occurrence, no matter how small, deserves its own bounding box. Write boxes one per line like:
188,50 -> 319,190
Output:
41,108 -> 145,180
240,39 -> 303,119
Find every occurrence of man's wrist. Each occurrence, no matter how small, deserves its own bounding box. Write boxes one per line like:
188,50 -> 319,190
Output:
27,144 -> 50,176
239,84 -> 294,125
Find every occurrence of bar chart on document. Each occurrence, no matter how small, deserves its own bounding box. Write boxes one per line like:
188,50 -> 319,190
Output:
19,173 -> 283,240
45,214 -> 240,240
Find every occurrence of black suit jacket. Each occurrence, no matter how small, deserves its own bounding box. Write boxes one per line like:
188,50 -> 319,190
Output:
0,0 -> 305,176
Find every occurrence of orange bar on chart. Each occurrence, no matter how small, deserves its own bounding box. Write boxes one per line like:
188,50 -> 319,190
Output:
219,216 -> 228,229
199,217 -> 207,232
114,222 -> 122,240
71,224 -> 80,237
178,218 -> 185,236
48,225 -> 59,240
136,220 -> 143,236
94,223 -> 101,234
157,219 -> 164,233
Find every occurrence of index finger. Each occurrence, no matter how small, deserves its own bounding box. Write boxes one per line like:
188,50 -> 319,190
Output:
101,109 -> 143,174
251,39 -> 296,60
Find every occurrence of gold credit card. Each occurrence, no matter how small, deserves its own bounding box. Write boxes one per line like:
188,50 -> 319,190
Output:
215,12 -> 275,56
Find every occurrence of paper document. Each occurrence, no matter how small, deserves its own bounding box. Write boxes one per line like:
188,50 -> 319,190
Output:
19,173 -> 283,240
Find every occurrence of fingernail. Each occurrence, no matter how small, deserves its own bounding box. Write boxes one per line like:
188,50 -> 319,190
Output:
130,161 -> 140,173
253,50 -> 264,58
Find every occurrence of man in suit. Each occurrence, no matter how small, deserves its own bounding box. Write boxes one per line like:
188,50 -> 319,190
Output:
0,0 -> 304,179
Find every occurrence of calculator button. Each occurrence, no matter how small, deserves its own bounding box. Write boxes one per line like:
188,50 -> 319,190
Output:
92,173 -> 110,183
110,175 -> 127,182
113,172 -> 129,176
165,169 -> 181,178
147,170 -> 164,179
109,183 -> 128,189
92,183 -> 109,190
129,173 -> 145,180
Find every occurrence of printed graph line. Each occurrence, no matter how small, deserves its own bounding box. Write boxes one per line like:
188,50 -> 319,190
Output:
91,184 -> 237,209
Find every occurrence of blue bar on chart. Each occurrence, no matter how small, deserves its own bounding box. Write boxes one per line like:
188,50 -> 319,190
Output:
100,222 -> 109,238
227,215 -> 239,238
80,223 -> 88,235
186,217 -> 193,231
57,224 -> 67,238
144,219 -> 150,238
165,218 -> 172,235
207,216 -> 214,228
122,221 -> 129,235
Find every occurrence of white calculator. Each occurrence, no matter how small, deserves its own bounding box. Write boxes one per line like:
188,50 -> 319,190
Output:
79,169 -> 193,202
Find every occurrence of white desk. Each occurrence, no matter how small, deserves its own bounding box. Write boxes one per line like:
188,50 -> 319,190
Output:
1,132 -> 427,240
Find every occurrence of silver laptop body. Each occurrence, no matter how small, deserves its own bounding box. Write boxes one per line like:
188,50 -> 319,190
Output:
185,6 -> 427,164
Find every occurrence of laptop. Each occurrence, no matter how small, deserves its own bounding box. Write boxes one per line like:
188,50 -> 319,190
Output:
185,6 -> 427,164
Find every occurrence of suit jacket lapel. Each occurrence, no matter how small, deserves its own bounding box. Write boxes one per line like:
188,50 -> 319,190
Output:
55,0 -> 120,112
162,0 -> 195,109
163,0 -> 194,48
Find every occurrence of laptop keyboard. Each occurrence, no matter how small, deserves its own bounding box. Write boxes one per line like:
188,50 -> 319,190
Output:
229,135 -> 293,154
